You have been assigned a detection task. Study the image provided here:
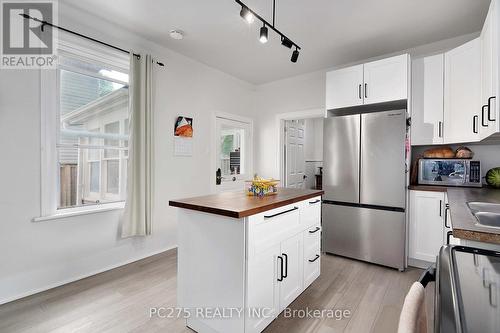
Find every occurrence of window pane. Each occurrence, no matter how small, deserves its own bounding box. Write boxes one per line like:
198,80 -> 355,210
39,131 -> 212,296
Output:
56,55 -> 129,209
104,121 -> 120,158
90,161 -> 100,193
219,127 -> 244,176
106,160 -> 119,194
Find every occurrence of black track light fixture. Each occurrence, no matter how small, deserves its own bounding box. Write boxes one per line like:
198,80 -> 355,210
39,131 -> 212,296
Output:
281,36 -> 293,49
291,47 -> 299,63
240,6 -> 254,24
235,0 -> 301,63
259,24 -> 268,43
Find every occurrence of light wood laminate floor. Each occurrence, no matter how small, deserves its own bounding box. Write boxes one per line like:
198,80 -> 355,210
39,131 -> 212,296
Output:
0,249 -> 434,333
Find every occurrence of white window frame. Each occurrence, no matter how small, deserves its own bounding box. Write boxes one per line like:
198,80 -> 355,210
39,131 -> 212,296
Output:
38,32 -> 129,220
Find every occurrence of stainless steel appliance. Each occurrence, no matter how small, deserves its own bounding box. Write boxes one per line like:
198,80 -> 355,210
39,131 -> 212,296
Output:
322,110 -> 407,270
418,159 -> 482,187
422,245 -> 500,332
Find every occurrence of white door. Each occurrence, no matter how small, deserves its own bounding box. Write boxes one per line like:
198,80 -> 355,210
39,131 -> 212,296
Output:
409,191 -> 445,263
215,116 -> 252,192
326,64 -> 364,109
245,244 -> 280,333
444,38 -> 482,143
411,54 -> 445,145
481,0 -> 498,139
363,54 -> 408,105
285,120 -> 306,188
279,232 -> 303,312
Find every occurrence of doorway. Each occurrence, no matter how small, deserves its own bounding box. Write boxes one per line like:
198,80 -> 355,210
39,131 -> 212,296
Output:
283,118 -> 323,190
214,114 -> 253,193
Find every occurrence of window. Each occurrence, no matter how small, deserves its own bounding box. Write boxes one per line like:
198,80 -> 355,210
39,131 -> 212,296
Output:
219,128 -> 244,176
41,36 -> 130,214
215,116 -> 252,190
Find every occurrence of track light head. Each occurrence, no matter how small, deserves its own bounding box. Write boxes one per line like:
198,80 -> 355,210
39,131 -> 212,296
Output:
240,6 -> 254,24
259,25 -> 268,43
281,36 -> 293,49
291,48 -> 299,63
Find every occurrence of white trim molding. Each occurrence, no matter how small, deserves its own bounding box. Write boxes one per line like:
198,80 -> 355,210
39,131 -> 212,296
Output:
275,108 -> 325,187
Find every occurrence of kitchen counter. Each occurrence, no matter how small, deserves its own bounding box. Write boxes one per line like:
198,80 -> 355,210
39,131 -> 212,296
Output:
410,185 -> 500,244
446,187 -> 500,245
408,184 -> 449,192
172,188 -> 323,332
169,188 -> 324,218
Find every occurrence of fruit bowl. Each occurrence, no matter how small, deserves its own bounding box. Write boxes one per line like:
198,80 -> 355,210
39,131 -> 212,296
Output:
246,177 -> 280,197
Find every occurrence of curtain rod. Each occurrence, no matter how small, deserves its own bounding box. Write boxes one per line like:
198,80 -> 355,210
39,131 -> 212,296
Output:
19,14 -> 165,67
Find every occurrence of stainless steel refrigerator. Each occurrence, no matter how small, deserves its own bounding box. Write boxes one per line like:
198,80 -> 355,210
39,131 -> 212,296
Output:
322,110 -> 407,270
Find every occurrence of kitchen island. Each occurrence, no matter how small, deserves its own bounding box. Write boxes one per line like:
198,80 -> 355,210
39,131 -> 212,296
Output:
169,188 -> 323,333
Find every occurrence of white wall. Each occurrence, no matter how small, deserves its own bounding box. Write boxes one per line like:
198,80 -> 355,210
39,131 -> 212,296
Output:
0,3 -> 254,304
253,33 -> 480,178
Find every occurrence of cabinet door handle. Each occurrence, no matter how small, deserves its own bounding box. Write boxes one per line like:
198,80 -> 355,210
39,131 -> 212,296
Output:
264,206 -> 298,219
444,206 -> 450,228
309,227 -> 321,234
309,254 -> 320,263
358,84 -> 362,99
364,83 -> 368,98
309,199 -> 321,205
488,96 -> 496,121
482,105 -> 489,127
438,121 -> 443,138
277,256 -> 284,281
439,200 -> 442,217
473,115 -> 479,134
446,231 -> 453,245
282,253 -> 288,278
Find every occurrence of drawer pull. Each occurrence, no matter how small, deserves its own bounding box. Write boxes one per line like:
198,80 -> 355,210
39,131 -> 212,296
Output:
309,199 -> 321,205
309,254 -> 320,263
309,227 -> 321,234
264,206 -> 298,219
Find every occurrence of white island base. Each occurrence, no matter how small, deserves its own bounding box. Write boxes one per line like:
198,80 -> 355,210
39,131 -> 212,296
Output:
175,193 -> 322,333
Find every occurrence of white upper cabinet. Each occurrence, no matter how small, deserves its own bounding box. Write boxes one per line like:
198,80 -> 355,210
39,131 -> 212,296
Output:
480,0 -> 499,139
411,54 -> 445,145
363,54 -> 408,105
326,64 -> 364,110
444,38 -> 481,144
326,54 -> 408,110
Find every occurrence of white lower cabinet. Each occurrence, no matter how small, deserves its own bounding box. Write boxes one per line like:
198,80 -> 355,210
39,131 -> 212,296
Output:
409,190 -> 448,264
177,196 -> 322,333
245,196 -> 321,333
245,244 -> 281,333
303,226 -> 321,288
278,233 -> 304,312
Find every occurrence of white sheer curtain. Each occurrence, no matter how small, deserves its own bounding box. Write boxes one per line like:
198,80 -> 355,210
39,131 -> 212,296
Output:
121,53 -> 154,238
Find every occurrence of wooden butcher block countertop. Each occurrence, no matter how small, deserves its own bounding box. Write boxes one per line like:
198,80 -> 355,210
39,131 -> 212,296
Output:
169,188 -> 324,219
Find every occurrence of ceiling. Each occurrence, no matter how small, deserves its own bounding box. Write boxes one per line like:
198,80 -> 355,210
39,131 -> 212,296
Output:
62,0 -> 491,84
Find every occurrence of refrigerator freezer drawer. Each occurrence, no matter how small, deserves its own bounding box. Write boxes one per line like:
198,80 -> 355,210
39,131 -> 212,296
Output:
322,203 -> 405,270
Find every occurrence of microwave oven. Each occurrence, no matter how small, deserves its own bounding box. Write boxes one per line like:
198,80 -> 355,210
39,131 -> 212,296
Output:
418,159 -> 482,187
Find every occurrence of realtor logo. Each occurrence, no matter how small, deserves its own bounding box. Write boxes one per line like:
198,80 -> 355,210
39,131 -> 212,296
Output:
1,0 -> 57,68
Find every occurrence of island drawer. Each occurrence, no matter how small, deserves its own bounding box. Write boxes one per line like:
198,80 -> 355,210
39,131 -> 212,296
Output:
300,196 -> 322,227
303,242 -> 321,289
303,225 -> 321,254
247,203 -> 301,256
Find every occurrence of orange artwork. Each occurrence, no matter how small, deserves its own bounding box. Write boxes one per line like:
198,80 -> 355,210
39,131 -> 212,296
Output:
174,116 -> 193,137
